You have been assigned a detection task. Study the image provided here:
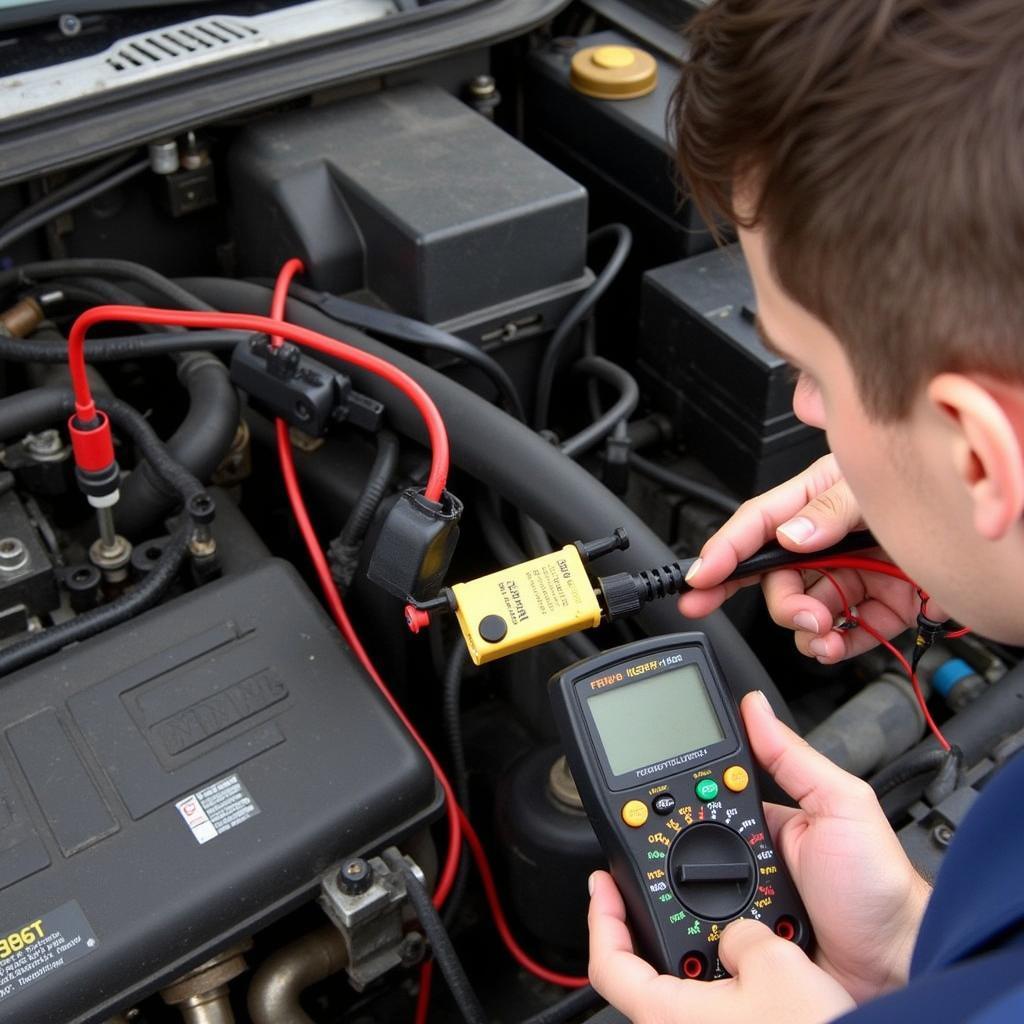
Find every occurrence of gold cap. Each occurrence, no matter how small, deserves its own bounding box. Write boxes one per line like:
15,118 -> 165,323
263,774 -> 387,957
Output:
570,44 -> 658,100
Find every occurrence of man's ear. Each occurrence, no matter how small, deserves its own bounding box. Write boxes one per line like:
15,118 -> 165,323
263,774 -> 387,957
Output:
927,373 -> 1024,540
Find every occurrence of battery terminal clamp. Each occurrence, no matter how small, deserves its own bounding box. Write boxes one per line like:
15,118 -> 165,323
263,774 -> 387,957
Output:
230,334 -> 384,436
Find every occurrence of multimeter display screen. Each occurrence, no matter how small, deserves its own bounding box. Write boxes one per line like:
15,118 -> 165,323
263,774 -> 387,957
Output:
587,665 -> 724,775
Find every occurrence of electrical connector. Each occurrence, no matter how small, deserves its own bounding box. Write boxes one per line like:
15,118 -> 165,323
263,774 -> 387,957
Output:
67,408 -> 120,508
366,488 -> 463,604
231,335 -> 384,436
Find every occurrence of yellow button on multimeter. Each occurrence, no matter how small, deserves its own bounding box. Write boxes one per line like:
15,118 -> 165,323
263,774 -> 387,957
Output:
723,765 -> 749,792
621,800 -> 649,828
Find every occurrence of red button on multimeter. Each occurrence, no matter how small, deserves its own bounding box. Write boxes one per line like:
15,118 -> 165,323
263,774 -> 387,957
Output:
549,632 -> 811,980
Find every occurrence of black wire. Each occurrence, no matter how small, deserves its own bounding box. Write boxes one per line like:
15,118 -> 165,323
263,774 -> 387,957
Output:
0,160 -> 151,254
400,864 -> 488,1024
0,330 -> 245,363
0,258 -> 214,312
560,356 -> 638,459
533,223 -> 633,431
518,985 -> 602,1024
479,489 -> 527,566
289,283 -> 527,422
628,453 -> 740,516
1,152 -> 137,234
443,643 -> 472,814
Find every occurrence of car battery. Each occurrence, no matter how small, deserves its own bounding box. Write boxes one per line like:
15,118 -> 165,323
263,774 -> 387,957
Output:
638,244 -> 827,496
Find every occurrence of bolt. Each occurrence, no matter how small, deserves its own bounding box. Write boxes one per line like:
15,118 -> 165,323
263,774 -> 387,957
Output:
398,932 -> 425,967
468,74 -> 496,99
23,429 -> 63,459
0,536 -> 27,572
58,12 -> 82,36
338,857 -> 373,895
931,823 -> 953,847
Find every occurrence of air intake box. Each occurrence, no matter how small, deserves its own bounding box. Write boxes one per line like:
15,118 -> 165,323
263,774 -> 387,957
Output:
0,559 -> 438,1023
638,245 -> 827,495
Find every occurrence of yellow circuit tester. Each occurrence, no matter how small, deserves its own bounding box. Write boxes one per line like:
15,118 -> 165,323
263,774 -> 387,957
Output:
407,530 -> 629,665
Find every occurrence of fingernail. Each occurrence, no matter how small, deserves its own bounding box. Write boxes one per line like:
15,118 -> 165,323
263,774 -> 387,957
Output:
588,873 -> 597,896
808,636 -> 830,657
793,611 -> 819,633
754,689 -> 776,718
684,557 -> 702,583
778,517 -> 815,545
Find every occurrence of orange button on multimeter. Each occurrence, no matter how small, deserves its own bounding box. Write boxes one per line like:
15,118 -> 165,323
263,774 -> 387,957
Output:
621,800 -> 649,828
723,765 -> 749,792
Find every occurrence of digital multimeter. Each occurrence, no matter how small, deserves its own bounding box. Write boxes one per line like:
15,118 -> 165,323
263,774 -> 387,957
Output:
549,632 -> 812,980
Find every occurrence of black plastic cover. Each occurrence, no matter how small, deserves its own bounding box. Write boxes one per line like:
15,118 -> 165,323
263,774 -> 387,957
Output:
366,487 -> 462,603
0,558 -> 439,1023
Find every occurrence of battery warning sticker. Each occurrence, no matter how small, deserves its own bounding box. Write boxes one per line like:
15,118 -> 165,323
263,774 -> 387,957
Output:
0,901 -> 98,1004
175,773 -> 259,845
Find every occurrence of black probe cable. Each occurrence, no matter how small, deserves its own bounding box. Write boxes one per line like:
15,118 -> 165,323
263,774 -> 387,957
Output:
597,530 -> 879,619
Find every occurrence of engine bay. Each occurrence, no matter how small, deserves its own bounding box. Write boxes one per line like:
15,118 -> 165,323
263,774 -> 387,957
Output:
0,2 -> 1022,1022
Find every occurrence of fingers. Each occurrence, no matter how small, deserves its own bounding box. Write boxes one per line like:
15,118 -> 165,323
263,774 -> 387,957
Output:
740,691 -> 880,820
680,456 -> 865,620
717,918 -> 808,980
774,475 -> 863,553
587,871 -> 660,1011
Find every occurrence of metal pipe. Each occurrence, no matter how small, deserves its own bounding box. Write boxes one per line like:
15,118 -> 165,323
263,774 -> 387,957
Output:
247,924 -> 348,1024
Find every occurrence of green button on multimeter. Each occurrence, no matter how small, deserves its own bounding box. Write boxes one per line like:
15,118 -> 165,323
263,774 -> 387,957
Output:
695,778 -> 719,801
549,632 -> 812,981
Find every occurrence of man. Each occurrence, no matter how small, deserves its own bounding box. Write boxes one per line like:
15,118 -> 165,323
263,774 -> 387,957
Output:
586,1 -> 1024,1021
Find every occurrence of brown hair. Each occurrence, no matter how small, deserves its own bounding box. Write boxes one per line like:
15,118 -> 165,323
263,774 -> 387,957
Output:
670,0 -> 1024,419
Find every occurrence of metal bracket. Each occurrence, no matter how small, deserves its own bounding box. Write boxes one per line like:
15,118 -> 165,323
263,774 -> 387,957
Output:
319,847 -> 425,991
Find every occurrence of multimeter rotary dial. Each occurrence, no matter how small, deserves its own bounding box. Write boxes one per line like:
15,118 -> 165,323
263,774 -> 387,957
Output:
668,821 -> 758,921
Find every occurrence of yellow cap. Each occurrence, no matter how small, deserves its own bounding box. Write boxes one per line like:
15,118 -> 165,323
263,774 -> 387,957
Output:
621,799 -> 649,828
723,766 -> 749,793
570,45 -> 658,101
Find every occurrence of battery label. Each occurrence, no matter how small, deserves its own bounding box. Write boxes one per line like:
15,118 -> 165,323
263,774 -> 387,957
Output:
176,773 -> 260,845
0,901 -> 98,1004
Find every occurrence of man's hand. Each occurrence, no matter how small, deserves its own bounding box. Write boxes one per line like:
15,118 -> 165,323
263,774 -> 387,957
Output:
739,691 -> 930,1000
588,869 -> 855,1024
678,454 -> 923,663
586,692 -> 931,1023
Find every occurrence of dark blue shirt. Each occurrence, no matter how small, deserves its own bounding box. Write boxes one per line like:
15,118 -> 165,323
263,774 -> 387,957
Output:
841,750 -> 1024,1022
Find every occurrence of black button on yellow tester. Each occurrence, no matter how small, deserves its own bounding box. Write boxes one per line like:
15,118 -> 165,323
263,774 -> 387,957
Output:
550,632 -> 812,981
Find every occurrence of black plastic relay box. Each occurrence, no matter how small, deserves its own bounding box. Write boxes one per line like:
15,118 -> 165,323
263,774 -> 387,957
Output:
0,559 -> 439,1023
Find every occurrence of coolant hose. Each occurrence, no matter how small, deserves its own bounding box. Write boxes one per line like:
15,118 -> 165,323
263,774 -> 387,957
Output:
115,351 -> 239,538
180,278 -> 793,725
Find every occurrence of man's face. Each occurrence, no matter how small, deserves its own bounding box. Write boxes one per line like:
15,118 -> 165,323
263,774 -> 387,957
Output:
737,223 -> 1017,639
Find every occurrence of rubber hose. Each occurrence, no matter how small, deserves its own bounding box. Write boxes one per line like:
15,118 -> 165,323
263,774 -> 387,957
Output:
520,985 -> 602,1024
340,430 -> 400,546
560,356 -> 638,459
0,258 -> 213,312
115,351 -> 239,539
534,223 -> 632,431
290,284 -> 526,422
871,748 -> 948,799
180,278 -> 793,725
629,453 -> 740,516
442,643 -> 471,813
0,331 -> 243,363
401,865 -> 488,1024
875,659 -> 1024,780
